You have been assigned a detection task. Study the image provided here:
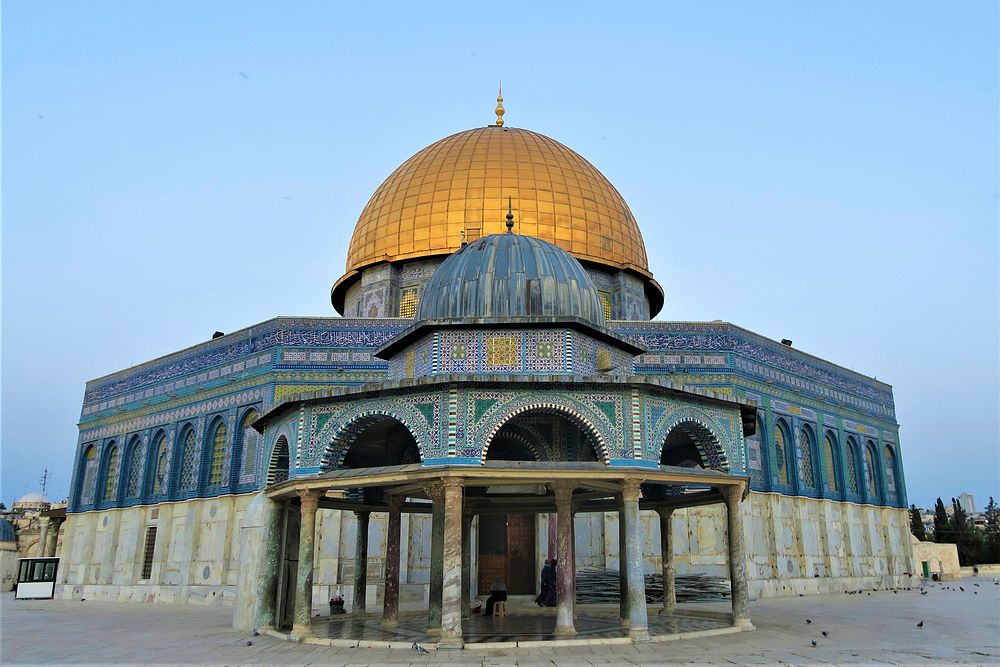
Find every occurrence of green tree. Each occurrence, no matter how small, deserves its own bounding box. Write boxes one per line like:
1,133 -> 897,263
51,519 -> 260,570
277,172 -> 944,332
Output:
951,497 -> 984,566
982,496 -> 1000,563
933,497 -> 951,543
910,504 -> 926,541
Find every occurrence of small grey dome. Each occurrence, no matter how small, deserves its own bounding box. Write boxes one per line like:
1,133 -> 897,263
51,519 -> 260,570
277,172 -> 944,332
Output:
0,519 -> 14,543
416,233 -> 606,325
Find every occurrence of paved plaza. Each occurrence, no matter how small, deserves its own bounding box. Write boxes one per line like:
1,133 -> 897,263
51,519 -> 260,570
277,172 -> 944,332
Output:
2,579 -> 999,666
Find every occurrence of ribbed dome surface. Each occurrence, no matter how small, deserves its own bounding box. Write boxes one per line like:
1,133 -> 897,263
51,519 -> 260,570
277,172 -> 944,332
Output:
343,126 -> 649,276
416,233 -> 606,325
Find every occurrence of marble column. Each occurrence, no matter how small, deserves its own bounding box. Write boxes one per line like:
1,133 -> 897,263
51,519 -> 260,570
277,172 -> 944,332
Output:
47,519 -> 62,557
424,482 -> 445,634
618,498 -> 629,626
621,479 -> 649,642
552,482 -> 576,635
657,508 -> 676,613
382,497 -> 403,625
724,485 -> 753,629
37,520 -> 50,558
439,479 -> 464,649
291,490 -> 320,638
353,510 -> 370,614
461,512 -> 473,619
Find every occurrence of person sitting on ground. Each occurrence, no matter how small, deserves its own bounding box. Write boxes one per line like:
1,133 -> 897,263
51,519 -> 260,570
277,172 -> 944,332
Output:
484,576 -> 507,617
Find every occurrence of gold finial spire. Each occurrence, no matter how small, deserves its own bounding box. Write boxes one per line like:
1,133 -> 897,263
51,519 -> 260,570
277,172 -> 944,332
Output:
495,82 -> 505,126
505,195 -> 514,232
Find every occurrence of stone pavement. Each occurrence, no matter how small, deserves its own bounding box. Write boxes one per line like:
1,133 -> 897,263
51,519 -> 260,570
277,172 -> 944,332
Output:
2,578 -> 999,665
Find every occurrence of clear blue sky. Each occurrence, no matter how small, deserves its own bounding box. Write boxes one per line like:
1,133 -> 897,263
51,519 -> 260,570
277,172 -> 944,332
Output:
3,2 -> 997,510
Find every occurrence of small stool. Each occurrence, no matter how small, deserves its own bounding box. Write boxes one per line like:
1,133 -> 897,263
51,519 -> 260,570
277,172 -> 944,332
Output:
494,601 -> 506,617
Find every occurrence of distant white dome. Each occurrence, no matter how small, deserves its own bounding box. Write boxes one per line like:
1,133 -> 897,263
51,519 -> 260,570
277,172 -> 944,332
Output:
15,492 -> 48,505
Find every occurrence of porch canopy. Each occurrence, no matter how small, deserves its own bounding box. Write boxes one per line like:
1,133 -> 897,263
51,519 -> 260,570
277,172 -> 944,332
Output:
264,461 -> 752,649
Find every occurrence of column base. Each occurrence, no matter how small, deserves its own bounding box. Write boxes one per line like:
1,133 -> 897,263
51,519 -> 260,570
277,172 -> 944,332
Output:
437,635 -> 464,650
380,617 -> 398,627
426,626 -> 442,636
629,628 -> 651,643
554,625 -> 577,636
619,617 -> 630,627
289,624 -> 313,641
733,618 -> 755,631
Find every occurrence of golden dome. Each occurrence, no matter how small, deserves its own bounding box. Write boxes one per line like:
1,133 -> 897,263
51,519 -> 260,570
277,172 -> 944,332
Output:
334,126 -> 659,312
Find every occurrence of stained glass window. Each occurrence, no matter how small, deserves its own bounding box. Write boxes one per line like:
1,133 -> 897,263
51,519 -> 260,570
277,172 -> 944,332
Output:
823,435 -> 839,492
102,444 -> 119,501
179,430 -> 198,491
209,423 -> 227,486
152,436 -> 168,495
846,439 -> 860,494
80,445 -> 98,504
399,287 -> 420,318
240,410 -> 259,479
863,441 -> 878,499
797,428 -> 815,489
884,446 -> 898,504
126,441 -> 143,498
774,425 -> 789,485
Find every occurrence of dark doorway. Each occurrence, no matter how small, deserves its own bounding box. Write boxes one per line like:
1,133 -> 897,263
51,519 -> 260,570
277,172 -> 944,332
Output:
477,513 -> 536,595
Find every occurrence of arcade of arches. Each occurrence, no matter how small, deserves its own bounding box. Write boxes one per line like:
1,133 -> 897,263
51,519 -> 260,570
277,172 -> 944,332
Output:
252,413 -> 751,648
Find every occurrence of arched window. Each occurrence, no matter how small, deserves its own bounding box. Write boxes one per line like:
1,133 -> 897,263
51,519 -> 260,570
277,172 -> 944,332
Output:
178,429 -> 198,492
268,436 -> 290,484
774,422 -> 790,485
822,433 -> 839,493
883,445 -> 898,504
208,422 -> 227,486
102,443 -> 119,501
845,437 -> 860,494
125,437 -> 144,499
239,409 -> 259,480
79,445 -> 98,505
863,440 -> 879,499
151,433 -> 168,495
797,427 -> 816,490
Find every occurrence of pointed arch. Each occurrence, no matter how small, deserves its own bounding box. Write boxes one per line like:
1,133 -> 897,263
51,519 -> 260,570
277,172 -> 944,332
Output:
206,417 -> 228,487
320,412 -> 421,470
481,403 -> 610,464
863,439 -> 880,500
822,430 -> 840,495
658,418 -> 730,471
101,441 -> 120,502
124,435 -> 145,500
175,424 -> 198,494
148,430 -> 170,497
315,404 -> 430,468
883,444 -> 899,505
651,407 -> 732,471
268,435 -> 290,484
745,416 -> 766,485
236,408 -> 260,482
796,425 -> 817,491
845,436 -> 861,495
773,419 -> 792,485
77,444 -> 99,507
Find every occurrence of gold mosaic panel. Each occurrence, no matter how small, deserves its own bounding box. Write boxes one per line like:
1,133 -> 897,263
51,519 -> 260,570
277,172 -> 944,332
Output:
344,127 -> 650,276
486,336 -> 519,367
399,286 -> 420,318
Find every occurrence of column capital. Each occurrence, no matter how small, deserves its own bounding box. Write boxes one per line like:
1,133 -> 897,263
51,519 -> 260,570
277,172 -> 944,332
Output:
722,484 -> 743,504
655,506 -> 674,519
298,489 -> 321,512
354,508 -> 372,520
621,478 -> 643,502
423,481 -> 445,503
550,481 -> 575,504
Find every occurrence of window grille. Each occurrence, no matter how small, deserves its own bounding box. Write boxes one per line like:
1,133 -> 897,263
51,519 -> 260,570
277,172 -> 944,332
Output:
102,446 -> 119,501
774,426 -> 789,485
598,291 -> 612,320
209,424 -> 227,486
884,446 -> 897,503
179,431 -> 198,491
126,444 -> 143,498
80,446 -> 98,505
797,429 -> 815,489
399,287 -> 420,318
141,527 -> 157,580
823,436 -> 838,492
846,440 -> 860,493
152,437 -> 168,495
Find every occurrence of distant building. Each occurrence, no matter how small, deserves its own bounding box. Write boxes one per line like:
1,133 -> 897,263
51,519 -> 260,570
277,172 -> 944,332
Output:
0,492 -> 66,559
958,492 -> 976,514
